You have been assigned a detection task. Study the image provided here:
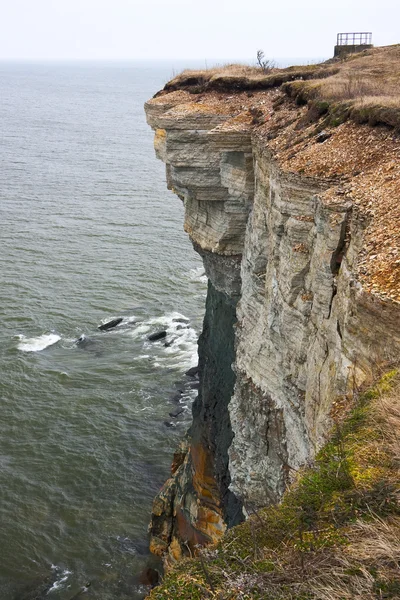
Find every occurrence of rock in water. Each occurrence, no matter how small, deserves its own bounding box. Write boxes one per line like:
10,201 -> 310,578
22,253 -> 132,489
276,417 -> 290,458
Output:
98,317 -> 123,331
169,407 -> 184,418
147,330 -> 167,341
185,365 -> 199,378
76,335 -> 90,346
170,392 -> 183,403
164,336 -> 178,347
75,335 -> 97,349
139,567 -> 159,588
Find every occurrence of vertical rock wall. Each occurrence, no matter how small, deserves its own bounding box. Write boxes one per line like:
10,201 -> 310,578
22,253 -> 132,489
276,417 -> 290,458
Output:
144,92 -> 400,562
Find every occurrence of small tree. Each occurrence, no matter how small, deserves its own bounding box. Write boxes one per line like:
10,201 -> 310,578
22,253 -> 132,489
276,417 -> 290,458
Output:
256,49 -> 273,72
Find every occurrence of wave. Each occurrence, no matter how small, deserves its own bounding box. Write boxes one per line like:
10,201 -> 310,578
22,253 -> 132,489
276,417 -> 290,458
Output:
128,312 -> 198,370
17,333 -> 61,352
188,266 -> 207,284
47,566 -> 72,593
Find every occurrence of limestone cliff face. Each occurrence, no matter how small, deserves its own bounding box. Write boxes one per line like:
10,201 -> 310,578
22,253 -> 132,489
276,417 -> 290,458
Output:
144,87 -> 400,563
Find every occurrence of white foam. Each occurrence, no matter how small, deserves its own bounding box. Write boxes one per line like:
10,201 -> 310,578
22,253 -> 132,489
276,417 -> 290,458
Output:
131,354 -> 150,361
153,314 -> 198,367
123,315 -> 140,324
128,312 -> 198,370
128,323 -> 152,339
17,333 -> 61,353
188,267 -> 208,283
47,569 -> 72,594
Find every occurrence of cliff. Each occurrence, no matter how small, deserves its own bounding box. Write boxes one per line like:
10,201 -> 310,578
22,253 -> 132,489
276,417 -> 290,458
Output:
144,45 -> 400,568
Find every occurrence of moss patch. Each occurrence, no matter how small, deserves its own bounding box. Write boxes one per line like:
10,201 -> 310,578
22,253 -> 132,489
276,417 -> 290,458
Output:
149,371 -> 400,599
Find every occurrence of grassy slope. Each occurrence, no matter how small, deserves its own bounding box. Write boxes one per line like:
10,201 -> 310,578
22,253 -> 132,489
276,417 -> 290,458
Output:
149,371 -> 400,599
161,45 -> 400,130
283,45 -> 400,130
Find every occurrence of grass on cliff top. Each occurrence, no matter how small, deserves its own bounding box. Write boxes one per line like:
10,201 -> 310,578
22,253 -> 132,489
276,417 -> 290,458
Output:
283,45 -> 400,130
149,370 -> 400,600
163,45 -> 400,129
163,62 -> 337,94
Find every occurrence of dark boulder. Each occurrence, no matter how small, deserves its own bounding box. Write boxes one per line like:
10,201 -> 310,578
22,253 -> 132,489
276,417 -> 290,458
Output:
98,317 -> 123,331
139,567 -> 159,588
169,407 -> 184,418
164,336 -> 177,347
75,334 -> 95,348
185,365 -> 199,378
148,330 -> 167,342
170,393 -> 183,403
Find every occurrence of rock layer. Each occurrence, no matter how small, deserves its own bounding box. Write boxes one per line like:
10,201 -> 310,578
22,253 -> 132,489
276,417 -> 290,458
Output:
144,87 -> 400,563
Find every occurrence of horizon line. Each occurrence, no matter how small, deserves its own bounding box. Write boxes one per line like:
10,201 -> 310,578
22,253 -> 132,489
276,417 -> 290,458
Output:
0,55 -> 328,64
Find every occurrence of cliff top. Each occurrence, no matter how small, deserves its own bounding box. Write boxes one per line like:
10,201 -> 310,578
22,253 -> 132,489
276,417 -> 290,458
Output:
147,45 -> 400,303
160,45 -> 400,129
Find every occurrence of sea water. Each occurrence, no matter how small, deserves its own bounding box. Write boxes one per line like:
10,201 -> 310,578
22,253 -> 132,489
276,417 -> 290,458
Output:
0,61 -> 206,599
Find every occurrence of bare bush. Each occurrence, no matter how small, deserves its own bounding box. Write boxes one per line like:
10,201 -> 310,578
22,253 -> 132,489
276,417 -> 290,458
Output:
256,49 -> 274,73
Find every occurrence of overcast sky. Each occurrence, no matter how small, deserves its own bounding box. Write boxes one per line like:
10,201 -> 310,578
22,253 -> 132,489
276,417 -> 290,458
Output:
1,0 -> 399,63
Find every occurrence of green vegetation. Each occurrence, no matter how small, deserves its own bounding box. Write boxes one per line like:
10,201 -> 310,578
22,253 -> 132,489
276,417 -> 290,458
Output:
149,371 -> 400,599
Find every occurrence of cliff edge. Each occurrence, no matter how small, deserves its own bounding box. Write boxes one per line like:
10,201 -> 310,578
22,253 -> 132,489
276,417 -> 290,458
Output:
144,45 -> 400,570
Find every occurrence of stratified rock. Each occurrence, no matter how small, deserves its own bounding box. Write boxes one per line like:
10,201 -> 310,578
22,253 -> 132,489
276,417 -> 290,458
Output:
145,80 -> 400,566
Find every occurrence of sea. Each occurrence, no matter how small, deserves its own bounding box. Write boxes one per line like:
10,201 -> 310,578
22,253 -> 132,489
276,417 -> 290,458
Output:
0,61 -> 208,599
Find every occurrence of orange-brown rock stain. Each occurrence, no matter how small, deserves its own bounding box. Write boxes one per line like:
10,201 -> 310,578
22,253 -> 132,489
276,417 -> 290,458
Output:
149,439 -> 227,565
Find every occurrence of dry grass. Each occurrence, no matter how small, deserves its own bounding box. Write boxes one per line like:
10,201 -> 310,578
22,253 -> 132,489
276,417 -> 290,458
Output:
283,45 -> 400,128
161,62 -> 337,94
310,518 -> 400,600
315,46 -> 400,101
149,373 -> 400,599
176,64 -> 265,79
150,518 -> 400,599
371,389 -> 400,467
161,45 -> 400,129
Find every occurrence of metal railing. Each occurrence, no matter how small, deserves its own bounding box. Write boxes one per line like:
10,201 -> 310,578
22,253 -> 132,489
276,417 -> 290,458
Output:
336,32 -> 372,46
